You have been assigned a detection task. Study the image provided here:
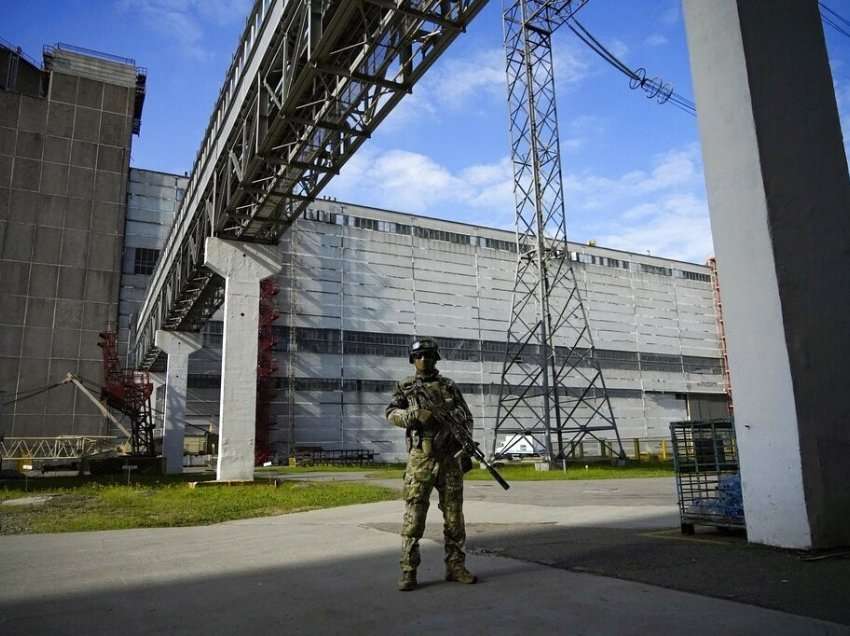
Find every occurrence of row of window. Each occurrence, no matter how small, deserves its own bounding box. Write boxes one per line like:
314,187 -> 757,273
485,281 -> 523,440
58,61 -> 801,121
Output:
301,208 -> 711,281
199,323 -> 722,374
186,373 -> 647,399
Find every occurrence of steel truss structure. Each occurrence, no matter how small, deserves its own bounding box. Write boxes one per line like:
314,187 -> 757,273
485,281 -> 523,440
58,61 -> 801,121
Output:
132,0 -> 487,370
494,0 -> 625,461
0,437 -> 117,461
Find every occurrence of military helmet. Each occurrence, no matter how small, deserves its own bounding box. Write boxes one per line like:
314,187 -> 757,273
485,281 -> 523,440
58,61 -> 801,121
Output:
409,338 -> 441,363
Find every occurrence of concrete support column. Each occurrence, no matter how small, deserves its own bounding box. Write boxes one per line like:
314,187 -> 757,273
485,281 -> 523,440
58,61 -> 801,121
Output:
154,331 -> 202,474
684,1 -> 850,548
204,237 -> 279,482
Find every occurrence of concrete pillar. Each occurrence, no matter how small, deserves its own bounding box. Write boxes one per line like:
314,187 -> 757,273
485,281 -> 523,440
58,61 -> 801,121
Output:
204,237 -> 279,482
154,331 -> 202,474
684,1 -> 850,549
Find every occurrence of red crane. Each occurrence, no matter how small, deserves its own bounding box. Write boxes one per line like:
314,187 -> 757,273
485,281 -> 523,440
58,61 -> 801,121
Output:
98,330 -> 156,456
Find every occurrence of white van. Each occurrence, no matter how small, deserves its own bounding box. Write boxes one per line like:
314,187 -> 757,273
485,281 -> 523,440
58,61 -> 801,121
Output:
494,434 -> 543,458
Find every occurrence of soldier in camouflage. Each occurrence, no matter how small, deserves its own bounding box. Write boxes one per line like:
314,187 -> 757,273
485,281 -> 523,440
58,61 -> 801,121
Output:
386,338 -> 478,592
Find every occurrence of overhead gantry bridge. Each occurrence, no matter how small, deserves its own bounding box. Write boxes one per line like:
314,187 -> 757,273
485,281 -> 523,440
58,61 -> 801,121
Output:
132,0 -> 487,372
131,0 -> 487,480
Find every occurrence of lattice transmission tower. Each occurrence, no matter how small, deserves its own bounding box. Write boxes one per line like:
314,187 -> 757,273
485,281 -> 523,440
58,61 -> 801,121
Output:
494,0 -> 625,462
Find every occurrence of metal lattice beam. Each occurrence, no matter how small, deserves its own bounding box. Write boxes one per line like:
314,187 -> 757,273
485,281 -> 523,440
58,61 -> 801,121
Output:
132,0 -> 487,370
0,437 -> 118,461
494,0 -> 625,461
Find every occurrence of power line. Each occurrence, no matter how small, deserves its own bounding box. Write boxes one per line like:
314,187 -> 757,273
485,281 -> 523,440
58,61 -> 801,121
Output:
565,18 -> 696,116
820,2 -> 850,38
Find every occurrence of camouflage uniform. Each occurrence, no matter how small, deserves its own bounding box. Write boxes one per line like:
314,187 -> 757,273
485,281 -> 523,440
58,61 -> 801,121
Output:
386,369 -> 474,582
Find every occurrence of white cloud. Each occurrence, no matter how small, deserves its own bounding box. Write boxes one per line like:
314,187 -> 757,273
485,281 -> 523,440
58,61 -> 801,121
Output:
384,43 -> 590,131
327,149 -> 515,226
645,33 -> 668,47
326,142 -> 714,263
608,39 -> 629,60
116,0 -> 250,59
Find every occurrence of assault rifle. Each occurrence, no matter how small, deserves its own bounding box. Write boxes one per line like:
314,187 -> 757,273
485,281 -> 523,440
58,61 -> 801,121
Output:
408,383 -> 510,491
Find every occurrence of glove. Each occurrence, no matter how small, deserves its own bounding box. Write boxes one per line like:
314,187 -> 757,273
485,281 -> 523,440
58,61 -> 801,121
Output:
415,408 -> 432,425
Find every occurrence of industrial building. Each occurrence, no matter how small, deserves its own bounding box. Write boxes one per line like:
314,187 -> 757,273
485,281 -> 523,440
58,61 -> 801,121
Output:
118,170 -> 728,462
1,42 -> 728,465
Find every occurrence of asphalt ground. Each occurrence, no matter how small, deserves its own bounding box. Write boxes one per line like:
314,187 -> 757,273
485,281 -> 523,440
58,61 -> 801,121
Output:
1,474 -> 848,634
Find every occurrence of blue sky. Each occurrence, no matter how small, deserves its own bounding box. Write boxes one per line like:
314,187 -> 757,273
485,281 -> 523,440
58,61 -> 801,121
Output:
4,0 -> 850,264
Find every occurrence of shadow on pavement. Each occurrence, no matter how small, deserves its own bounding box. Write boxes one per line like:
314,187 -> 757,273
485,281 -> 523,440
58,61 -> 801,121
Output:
368,516 -> 850,627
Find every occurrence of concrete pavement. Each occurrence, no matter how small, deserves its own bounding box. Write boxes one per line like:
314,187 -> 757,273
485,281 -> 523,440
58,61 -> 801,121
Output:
1,478 -> 848,635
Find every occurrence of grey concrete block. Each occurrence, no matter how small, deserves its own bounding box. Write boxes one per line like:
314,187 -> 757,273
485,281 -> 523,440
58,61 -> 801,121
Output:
51,329 -> 80,358
25,297 -> 56,327
0,155 -> 12,188
50,73 -> 77,104
43,383 -> 75,414
18,96 -> 47,133
22,327 -> 53,358
0,326 -> 22,356
70,140 -> 97,168
92,201 -> 123,235
40,194 -> 67,227
0,126 -> 16,155
84,269 -> 116,302
99,112 -> 128,147
103,84 -> 129,115
57,267 -> 85,299
65,197 -> 92,231
73,107 -> 100,143
46,102 -> 75,138
54,299 -> 84,329
83,301 -> 111,328
0,295 -> 26,325
15,130 -> 43,160
14,413 -> 45,432
60,229 -> 88,268
33,226 -> 62,264
0,260 -> 29,294
78,329 -> 105,358
28,263 -> 59,296
10,188 -> 43,223
0,188 -> 9,221
73,415 -> 103,435
2,222 -> 34,260
0,91 -> 19,128
68,167 -> 94,200
76,77 -> 103,110
41,162 -> 69,196
44,136 -> 71,164
94,170 -> 122,203
87,233 -> 121,272
12,157 -> 40,191
97,144 -> 125,173
42,413 -> 73,434
0,355 -> 20,388
18,357 -> 49,392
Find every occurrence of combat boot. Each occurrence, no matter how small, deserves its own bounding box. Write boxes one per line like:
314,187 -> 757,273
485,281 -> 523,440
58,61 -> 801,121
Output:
398,570 -> 417,591
445,563 -> 477,584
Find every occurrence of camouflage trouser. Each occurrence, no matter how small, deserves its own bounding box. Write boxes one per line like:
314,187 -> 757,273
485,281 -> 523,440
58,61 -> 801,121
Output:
400,447 -> 466,573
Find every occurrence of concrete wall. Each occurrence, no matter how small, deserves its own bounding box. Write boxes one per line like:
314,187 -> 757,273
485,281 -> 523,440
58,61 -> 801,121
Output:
182,199 -> 726,462
118,169 -> 187,360
0,47 -> 140,437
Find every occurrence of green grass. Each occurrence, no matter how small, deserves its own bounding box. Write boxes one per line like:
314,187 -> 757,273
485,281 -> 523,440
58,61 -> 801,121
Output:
0,473 -> 398,535
255,464 -> 406,474
367,461 -> 674,481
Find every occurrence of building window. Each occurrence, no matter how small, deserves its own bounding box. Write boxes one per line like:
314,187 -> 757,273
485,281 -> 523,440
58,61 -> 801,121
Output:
134,248 -> 160,275
640,263 -> 673,276
681,270 -> 712,283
